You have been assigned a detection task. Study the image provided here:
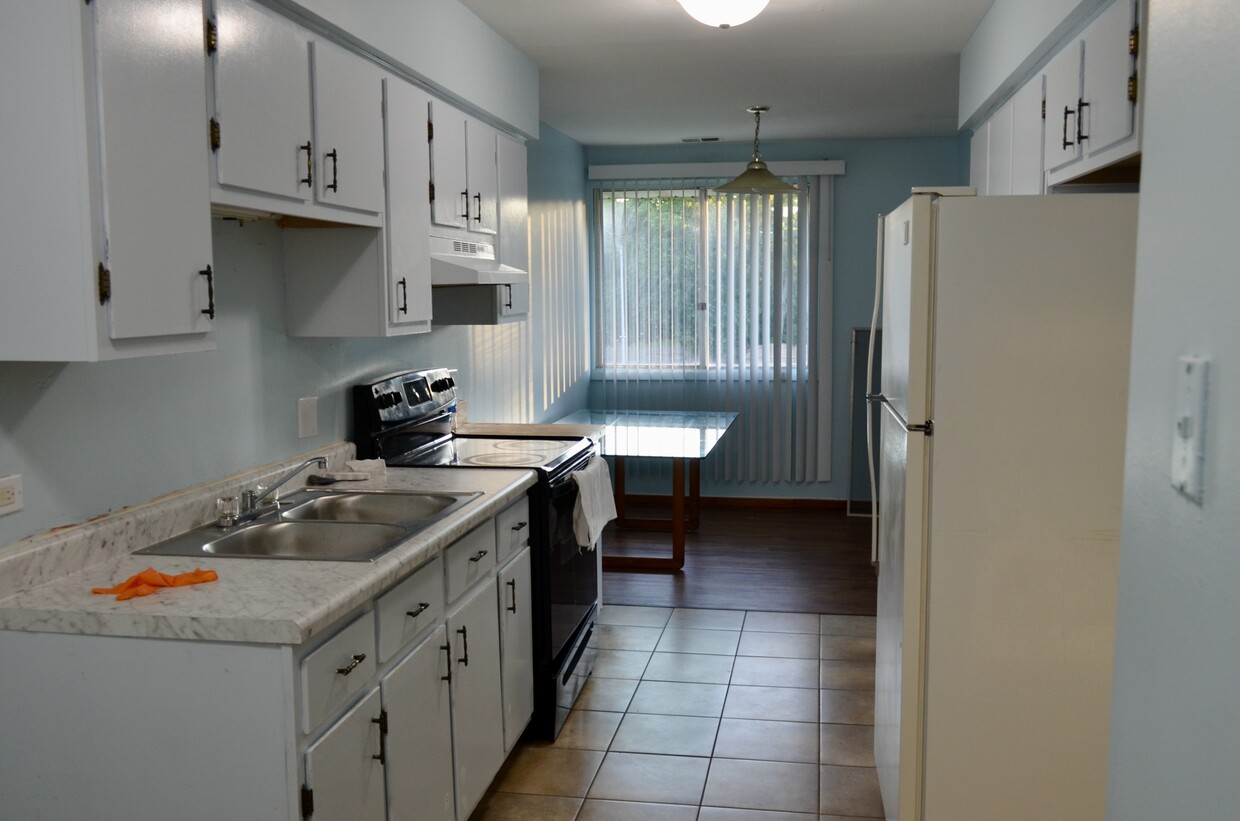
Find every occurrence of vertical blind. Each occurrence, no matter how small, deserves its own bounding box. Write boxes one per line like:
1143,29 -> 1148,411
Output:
592,176 -> 831,483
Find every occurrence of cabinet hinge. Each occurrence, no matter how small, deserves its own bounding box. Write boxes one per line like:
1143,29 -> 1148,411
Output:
1129,25 -> 1139,57
1128,72 -> 1138,103
205,18 -> 218,55
1041,98 -> 1046,119
427,120 -> 434,142
429,180 -> 435,204
300,785 -> 314,819
209,118 -> 221,152
97,263 -> 111,305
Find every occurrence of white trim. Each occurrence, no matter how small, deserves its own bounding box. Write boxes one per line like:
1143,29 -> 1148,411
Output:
588,160 -> 846,181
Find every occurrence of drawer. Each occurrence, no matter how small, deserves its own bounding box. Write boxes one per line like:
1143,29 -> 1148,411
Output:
495,497 -> 530,564
445,521 -> 497,603
301,610 -> 376,733
375,556 -> 445,663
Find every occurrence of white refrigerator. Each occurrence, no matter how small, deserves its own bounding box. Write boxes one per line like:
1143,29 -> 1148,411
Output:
869,190 -> 1137,821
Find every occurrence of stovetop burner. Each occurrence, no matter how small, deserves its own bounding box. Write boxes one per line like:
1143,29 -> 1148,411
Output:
394,437 -> 590,474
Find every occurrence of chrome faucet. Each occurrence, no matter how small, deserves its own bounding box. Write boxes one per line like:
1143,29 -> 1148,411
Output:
235,457 -> 327,523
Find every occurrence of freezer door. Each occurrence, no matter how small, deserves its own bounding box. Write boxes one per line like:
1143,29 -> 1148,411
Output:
879,195 -> 935,427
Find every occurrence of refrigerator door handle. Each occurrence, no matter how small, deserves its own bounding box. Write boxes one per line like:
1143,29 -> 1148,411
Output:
877,394 -> 934,436
866,215 -> 884,570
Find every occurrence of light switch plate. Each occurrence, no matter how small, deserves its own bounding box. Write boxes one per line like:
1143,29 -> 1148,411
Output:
297,396 -> 319,439
1170,356 -> 1209,505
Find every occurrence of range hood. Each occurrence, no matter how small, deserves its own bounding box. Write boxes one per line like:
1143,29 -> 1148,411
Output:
430,236 -> 527,286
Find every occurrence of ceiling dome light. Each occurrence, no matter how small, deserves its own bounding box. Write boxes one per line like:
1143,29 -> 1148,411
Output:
676,0 -> 769,29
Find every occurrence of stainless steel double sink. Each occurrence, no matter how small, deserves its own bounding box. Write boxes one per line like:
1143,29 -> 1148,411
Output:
135,489 -> 480,562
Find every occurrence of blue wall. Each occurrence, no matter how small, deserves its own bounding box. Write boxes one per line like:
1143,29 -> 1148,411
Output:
584,136 -> 970,499
0,124 -> 590,549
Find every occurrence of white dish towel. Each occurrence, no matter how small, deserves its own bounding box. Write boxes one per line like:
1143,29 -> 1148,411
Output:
571,456 -> 617,549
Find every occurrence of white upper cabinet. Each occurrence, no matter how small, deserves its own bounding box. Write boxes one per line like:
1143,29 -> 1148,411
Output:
211,0 -> 313,205
430,101 -> 470,230
430,101 -> 499,236
467,120 -> 499,235
1044,0 -> 1142,186
0,0 -> 215,361
1009,74 -> 1046,195
311,41 -> 385,215
384,79 -> 435,332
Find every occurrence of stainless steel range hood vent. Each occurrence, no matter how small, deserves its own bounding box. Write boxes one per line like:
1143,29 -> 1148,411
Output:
430,235 -> 527,286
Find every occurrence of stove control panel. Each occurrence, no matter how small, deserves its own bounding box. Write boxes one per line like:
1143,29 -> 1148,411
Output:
355,367 -> 457,426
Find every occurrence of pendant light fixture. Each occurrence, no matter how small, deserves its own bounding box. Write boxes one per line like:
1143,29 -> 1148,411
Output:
714,105 -> 797,194
676,0 -> 769,29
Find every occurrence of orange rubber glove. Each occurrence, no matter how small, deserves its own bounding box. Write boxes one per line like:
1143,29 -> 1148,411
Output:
91,567 -> 218,601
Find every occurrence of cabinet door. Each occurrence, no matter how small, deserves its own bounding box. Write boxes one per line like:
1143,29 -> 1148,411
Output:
1010,74 -> 1046,195
94,0 -> 214,340
430,101 -> 469,229
1080,0 -> 1137,155
969,121 -> 988,196
385,79 -> 434,330
447,583 -> 505,819
1043,39 -> 1083,173
498,547 -> 534,752
212,0 -> 312,202
497,136 -> 529,272
383,628 -> 455,821
304,687 -> 386,821
986,102 -> 1014,196
313,41 -> 385,214
466,119 -> 498,235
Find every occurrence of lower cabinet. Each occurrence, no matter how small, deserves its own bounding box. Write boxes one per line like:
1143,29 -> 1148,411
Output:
0,499 -> 536,821
304,688 -> 387,821
447,582 -> 507,818
383,627 -> 455,821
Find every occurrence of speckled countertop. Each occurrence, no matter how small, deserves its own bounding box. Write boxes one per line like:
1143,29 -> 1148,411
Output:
0,444 -> 535,646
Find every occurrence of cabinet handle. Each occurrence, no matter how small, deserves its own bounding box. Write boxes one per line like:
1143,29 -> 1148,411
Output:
1076,98 -> 1090,142
473,192 -> 482,223
1061,106 -> 1076,150
406,601 -> 429,618
504,284 -> 514,310
468,549 -> 488,563
199,265 -> 215,320
511,521 -> 527,532
335,653 -> 366,676
456,626 -> 469,666
506,578 -> 517,613
460,190 -> 470,221
397,277 -> 408,315
371,710 -> 388,765
325,149 -> 339,192
440,643 -> 452,683
299,141 -> 313,188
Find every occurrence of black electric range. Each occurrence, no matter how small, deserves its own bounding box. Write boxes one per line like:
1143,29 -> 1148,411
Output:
353,368 -> 598,740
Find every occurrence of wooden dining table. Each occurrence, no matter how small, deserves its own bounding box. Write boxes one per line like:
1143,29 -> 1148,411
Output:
555,409 -> 738,571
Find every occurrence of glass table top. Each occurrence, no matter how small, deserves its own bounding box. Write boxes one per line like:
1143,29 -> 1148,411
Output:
556,409 -> 739,459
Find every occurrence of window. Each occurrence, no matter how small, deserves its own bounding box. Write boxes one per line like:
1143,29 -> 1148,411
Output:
593,182 -> 809,376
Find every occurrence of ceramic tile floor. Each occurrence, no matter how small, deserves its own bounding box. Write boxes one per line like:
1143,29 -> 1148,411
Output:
471,606 -> 884,821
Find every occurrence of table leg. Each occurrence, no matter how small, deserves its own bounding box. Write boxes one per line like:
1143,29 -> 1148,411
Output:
603,456 -> 691,572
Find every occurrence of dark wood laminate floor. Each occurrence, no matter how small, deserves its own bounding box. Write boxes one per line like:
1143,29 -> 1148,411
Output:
600,505 -> 877,615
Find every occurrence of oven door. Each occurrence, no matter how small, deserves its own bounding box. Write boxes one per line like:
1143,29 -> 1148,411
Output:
546,467 -> 600,662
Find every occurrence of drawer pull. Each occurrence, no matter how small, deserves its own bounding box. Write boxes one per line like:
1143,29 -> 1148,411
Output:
456,626 -> 470,666
511,521 -> 528,532
506,578 -> 517,613
335,653 -> 366,676
468,549 -> 488,563
406,602 -> 430,618
440,644 -> 452,683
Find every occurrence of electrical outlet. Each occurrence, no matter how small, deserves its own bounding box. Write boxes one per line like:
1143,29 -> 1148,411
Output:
298,396 -> 319,439
0,475 -> 23,516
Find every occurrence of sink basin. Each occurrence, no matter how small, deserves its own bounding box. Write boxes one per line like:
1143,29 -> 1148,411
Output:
203,521 -> 410,561
280,490 -> 477,525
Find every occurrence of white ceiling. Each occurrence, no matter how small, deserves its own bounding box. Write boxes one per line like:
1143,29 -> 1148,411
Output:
458,0 -> 996,146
